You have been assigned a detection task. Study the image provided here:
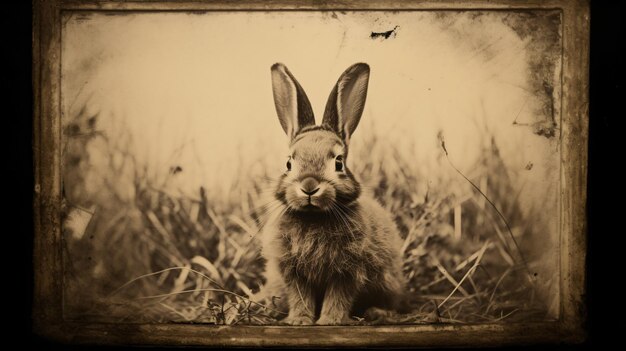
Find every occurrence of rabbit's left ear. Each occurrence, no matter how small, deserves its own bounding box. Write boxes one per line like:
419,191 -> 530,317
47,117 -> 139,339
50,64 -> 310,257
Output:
322,63 -> 370,145
270,63 -> 316,140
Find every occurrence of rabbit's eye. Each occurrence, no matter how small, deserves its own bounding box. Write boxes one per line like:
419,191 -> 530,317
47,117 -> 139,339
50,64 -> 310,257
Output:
335,155 -> 344,172
286,159 -> 292,171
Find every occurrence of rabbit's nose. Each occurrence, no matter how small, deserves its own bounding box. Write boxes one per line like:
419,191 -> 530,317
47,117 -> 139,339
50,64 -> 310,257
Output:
301,188 -> 320,196
300,177 -> 320,196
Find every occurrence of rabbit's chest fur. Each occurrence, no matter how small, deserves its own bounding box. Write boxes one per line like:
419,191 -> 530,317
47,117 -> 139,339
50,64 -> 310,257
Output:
278,220 -> 367,284
262,199 -> 398,288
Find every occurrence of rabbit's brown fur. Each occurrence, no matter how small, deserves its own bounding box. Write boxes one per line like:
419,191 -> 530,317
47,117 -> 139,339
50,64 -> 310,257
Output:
259,63 -> 405,325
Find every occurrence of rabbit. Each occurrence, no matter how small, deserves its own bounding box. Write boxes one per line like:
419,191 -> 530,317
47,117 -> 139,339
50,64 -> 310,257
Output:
257,62 -> 407,326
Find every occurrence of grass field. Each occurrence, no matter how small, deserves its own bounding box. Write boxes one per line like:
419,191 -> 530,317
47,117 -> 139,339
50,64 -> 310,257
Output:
61,111 -> 556,325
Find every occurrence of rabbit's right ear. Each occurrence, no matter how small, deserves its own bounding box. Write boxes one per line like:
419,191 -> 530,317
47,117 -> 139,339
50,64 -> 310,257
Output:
270,63 -> 316,140
322,63 -> 370,146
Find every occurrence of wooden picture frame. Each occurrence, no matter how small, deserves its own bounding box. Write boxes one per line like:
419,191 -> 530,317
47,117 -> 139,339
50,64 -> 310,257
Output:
33,0 -> 589,346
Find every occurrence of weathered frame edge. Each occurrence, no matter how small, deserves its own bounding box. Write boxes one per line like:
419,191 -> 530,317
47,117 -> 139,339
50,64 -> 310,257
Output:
32,0 -> 590,346
33,0 -> 64,339
558,0 -> 589,341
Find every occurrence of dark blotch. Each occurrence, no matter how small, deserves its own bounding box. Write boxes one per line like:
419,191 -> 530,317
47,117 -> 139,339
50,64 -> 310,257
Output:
370,26 -> 399,40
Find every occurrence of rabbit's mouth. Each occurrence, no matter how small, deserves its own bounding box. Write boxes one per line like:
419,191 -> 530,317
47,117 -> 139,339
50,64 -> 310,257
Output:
291,195 -> 333,212
301,204 -> 323,212
284,181 -> 336,212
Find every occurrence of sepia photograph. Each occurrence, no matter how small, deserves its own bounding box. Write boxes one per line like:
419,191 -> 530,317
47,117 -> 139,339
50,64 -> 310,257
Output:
33,0 -> 589,347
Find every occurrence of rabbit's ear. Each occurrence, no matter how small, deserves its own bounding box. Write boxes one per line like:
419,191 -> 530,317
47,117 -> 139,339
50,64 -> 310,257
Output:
271,63 -> 315,140
322,63 -> 370,145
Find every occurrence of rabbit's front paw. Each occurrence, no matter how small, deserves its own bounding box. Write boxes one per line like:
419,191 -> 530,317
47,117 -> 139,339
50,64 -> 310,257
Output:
283,314 -> 314,325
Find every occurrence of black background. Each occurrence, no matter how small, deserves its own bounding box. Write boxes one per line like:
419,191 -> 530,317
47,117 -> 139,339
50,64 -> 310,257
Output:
6,0 -> 623,349
585,0 -> 624,348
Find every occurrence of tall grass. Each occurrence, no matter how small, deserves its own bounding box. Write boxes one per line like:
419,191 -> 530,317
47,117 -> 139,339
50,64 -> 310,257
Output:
61,110 -> 555,324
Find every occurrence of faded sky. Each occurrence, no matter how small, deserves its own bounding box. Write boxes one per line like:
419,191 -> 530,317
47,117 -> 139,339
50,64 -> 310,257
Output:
62,11 -> 560,217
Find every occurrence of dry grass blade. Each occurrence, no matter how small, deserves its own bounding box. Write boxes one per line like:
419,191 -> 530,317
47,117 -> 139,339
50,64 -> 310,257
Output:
438,241 -> 490,309
471,308 -> 519,323
485,268 -> 512,314
191,256 -> 223,285
159,302 -> 192,321
205,207 -> 228,265
145,210 -> 171,241
430,255 -> 470,297
422,242 -> 494,291
229,215 -> 257,239
440,294 -> 477,315
236,281 -> 254,297
226,237 -> 245,265
454,242 -> 494,271
108,266 -> 225,298
470,196 -> 516,266
171,264 -> 191,294
137,288 -> 287,315
492,308 -> 519,322
135,227 -> 185,266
